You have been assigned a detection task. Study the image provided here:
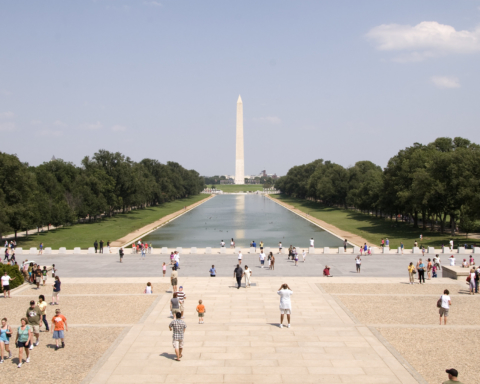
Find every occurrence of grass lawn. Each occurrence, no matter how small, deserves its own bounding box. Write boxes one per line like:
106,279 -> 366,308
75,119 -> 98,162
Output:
213,184 -> 265,193
13,195 -> 210,249
272,195 -> 479,249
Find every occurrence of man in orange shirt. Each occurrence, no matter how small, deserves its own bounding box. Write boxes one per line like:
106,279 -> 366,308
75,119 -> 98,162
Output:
196,300 -> 206,324
50,309 -> 68,350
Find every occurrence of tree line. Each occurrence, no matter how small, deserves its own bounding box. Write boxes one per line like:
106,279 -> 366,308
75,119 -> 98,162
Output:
275,137 -> 480,236
0,150 -> 205,239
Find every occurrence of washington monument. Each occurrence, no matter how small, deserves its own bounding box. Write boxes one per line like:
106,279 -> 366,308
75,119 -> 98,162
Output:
235,95 -> 245,185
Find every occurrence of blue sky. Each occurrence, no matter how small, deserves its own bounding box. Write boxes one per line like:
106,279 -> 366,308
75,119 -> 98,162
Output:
1,1 -> 479,176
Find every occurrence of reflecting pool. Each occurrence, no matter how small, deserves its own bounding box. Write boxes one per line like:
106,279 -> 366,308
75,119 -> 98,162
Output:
143,194 -> 345,249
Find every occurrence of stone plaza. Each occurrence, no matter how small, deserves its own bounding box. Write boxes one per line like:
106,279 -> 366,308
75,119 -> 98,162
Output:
1,253 -> 478,384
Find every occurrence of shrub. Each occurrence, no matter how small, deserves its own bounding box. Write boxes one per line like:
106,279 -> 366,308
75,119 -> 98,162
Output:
0,264 -> 25,291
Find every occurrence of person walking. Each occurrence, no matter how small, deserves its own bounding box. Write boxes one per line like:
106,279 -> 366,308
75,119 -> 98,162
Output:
209,265 -> 216,277
237,251 -> 243,265
99,240 -> 104,254
363,243 -> 368,254
220,240 -> 225,248
42,266 -> 47,286
35,267 -> 42,289
442,368 -> 464,384
294,252 -> 299,266
162,262 -> 167,277
107,240 -> 111,253
270,253 -> 275,270
52,276 -> 61,305
37,295 -> 49,332
252,240 -> 257,252
434,254 -> 441,271
141,245 -> 146,259
233,264 -> 243,289
119,247 -> 124,263
171,267 -> 178,292
408,262 -> 416,284
277,283 -> 293,328
51,308 -> 67,350
355,256 -> 361,273
244,265 -> 252,287
38,243 -> 43,255
0,317 -> 12,362
170,292 -> 180,318
2,271 -> 16,298
278,242 -> 282,254
26,300 -> 41,348
94,240 -> 98,253
439,289 -> 451,325
259,251 -> 265,268
302,250 -> 306,262
309,238 -> 314,249
449,255 -> 456,266
475,265 -> 480,294
176,286 -> 186,319
468,268 -> 476,295
230,238 -> 235,249
15,317 -> 32,368
169,312 -> 187,361
343,239 -> 347,252
400,242 -> 404,254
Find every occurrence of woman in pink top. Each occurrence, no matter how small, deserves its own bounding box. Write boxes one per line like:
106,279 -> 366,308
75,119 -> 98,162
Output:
163,262 -> 167,277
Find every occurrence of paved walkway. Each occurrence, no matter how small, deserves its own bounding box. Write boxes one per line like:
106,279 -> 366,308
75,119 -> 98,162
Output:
86,277 -> 419,384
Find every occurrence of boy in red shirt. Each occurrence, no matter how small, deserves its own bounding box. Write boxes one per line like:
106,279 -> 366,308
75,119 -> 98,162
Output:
51,308 -> 68,350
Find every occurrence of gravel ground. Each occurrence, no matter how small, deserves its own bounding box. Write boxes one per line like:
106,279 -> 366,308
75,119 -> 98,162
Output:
319,283 -> 464,295
0,326 -> 124,384
336,295 -> 480,325
15,283 -> 170,295
0,295 -> 157,325
379,328 -> 479,384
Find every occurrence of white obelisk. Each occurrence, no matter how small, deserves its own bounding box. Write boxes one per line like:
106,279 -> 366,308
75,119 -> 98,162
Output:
235,95 -> 245,185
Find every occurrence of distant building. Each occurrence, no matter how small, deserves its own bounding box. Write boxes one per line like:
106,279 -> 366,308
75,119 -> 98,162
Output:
220,178 -> 234,185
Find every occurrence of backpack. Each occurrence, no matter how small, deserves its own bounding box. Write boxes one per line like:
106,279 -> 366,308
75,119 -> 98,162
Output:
436,296 -> 442,308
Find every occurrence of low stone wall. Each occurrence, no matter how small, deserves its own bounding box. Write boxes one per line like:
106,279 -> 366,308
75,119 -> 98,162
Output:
11,246 -> 480,256
442,266 -> 472,280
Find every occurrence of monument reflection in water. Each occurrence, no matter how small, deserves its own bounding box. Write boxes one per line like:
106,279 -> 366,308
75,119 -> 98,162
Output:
142,195 -> 345,249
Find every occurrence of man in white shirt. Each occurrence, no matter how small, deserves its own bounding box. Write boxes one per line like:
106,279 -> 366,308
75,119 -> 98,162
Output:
309,238 -> 314,248
259,252 -> 265,268
220,240 -> 225,248
2,271 -> 16,298
439,289 -> 451,325
277,283 -> 293,328
449,240 -> 454,251
237,251 -> 243,265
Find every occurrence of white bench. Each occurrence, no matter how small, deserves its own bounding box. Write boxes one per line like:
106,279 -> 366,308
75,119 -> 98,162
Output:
323,247 -> 330,254
44,247 -> 52,254
73,247 -> 81,254
15,247 -> 23,255
161,247 -> 168,254
88,247 -> 95,254
249,247 -> 255,253
58,247 -> 67,254
338,247 -> 344,254
264,247 -> 271,255
205,247 -> 212,254
190,247 -> 197,254
220,247 -> 226,254
474,247 -> 480,254
176,247 -> 182,253
353,246 -> 360,254
29,247 -> 37,254
382,247 -> 389,254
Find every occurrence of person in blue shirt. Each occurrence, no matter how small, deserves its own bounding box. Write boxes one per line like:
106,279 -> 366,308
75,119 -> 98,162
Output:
209,265 -> 216,277
252,241 -> 256,252
386,238 -> 389,247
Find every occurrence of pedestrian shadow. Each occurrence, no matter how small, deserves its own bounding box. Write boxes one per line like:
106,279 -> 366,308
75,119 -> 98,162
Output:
159,352 -> 177,360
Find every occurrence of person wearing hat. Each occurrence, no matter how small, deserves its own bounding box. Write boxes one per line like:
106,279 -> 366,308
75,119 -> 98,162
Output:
25,300 -> 42,349
443,368 -> 463,383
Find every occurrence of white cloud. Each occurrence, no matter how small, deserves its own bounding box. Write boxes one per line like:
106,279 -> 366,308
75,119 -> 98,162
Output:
367,21 -> 480,61
144,1 -> 162,6
30,120 -> 42,125
253,116 -> 282,124
111,125 -> 127,132
53,120 -> 67,127
0,122 -> 15,131
80,121 -> 103,130
0,111 -> 14,119
37,129 -> 63,137
431,76 -> 460,89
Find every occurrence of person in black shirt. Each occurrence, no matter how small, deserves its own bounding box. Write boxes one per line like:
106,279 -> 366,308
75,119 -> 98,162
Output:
233,265 -> 244,289
94,240 -> 98,253
99,240 -> 104,254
